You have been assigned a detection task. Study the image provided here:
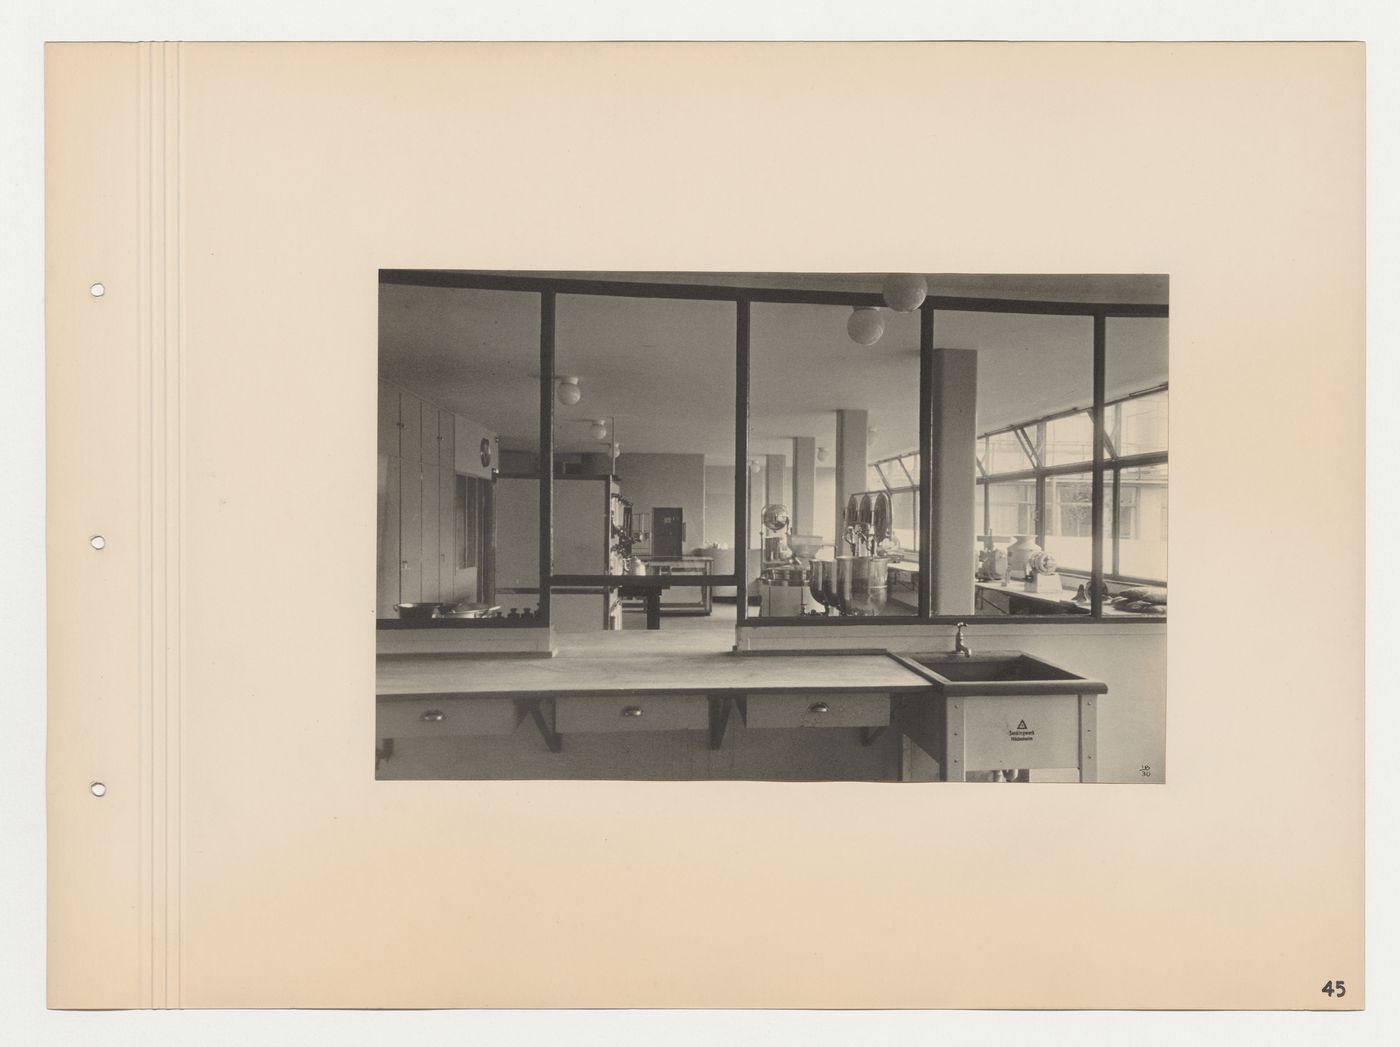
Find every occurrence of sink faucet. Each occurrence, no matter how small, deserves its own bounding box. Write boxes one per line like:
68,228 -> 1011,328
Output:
953,621 -> 972,657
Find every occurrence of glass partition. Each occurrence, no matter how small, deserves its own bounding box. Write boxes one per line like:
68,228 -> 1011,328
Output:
962,310 -> 1094,614
749,299 -> 921,618
552,293 -> 737,632
377,282 -> 540,623
1107,316 -> 1168,595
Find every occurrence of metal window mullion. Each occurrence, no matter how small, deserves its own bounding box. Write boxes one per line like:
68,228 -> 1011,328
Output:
1090,315 -> 1107,617
538,291 -> 555,625
734,299 -> 750,622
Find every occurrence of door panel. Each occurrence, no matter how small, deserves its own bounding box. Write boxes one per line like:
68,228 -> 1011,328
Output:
377,455 -> 402,616
420,401 -> 439,465
399,461 -> 423,602
440,467 -> 457,603
377,383 -> 400,457
420,462 -> 440,601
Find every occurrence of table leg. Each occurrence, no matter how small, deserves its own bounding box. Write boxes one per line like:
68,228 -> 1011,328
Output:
1078,693 -> 1097,783
943,698 -> 966,782
646,591 -> 661,630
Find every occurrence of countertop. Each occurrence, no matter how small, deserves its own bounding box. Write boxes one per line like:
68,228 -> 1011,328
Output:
378,635 -> 929,699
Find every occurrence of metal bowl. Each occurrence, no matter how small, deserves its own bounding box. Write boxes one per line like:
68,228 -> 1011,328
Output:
394,602 -> 445,621
807,559 -> 828,609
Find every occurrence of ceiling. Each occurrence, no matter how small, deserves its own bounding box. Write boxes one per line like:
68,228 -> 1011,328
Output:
378,272 -> 1168,462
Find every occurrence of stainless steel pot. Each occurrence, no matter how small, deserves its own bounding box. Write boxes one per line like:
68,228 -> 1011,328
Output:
834,556 -> 891,616
394,602 -> 444,621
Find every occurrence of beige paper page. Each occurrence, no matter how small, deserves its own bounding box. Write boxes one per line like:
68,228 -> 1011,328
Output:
47,41 -> 1364,1009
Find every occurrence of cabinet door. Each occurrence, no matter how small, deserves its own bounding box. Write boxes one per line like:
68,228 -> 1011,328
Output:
439,466 -> 457,603
377,383 -> 400,457
420,460 -> 440,601
420,400 -> 439,465
398,460 -> 423,602
437,410 -> 454,470
400,391 -> 422,462
376,455 -> 402,616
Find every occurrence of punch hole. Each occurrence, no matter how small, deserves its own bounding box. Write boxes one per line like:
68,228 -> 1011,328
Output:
90,535 -> 106,550
90,782 -> 107,797
89,283 -> 106,297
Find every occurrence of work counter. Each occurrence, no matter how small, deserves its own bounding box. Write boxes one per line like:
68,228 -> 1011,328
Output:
375,633 -> 1105,784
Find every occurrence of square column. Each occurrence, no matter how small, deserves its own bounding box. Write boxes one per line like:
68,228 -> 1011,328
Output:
930,349 -> 978,614
791,436 -> 817,539
834,408 -> 868,551
764,454 -> 786,510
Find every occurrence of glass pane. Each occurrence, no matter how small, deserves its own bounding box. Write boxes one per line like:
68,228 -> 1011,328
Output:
751,299 -> 920,617
1107,316 -> 1168,589
1044,411 -> 1095,466
983,430 -> 1031,473
1115,390 -> 1169,456
378,281 -> 540,622
1042,471 -> 1093,573
555,293 -> 737,633
984,480 -> 1036,538
1118,463 -> 1168,581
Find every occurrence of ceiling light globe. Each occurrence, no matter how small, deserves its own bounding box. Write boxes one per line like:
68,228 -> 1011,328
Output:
846,307 -> 886,346
882,273 -> 928,312
556,378 -> 582,406
590,421 -> 608,441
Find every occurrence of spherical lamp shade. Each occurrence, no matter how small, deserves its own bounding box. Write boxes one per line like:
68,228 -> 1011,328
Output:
556,377 -> 582,406
882,273 -> 928,312
590,421 -> 608,441
847,307 -> 886,346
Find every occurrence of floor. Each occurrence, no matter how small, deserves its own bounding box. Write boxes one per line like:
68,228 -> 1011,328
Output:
607,597 -> 739,654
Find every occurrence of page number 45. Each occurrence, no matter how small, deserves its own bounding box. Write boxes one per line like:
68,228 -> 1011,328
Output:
1321,980 -> 1347,998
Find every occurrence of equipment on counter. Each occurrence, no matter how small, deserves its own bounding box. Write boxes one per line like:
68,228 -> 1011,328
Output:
1025,550 -> 1063,593
975,532 -> 1012,581
1007,534 -> 1043,580
758,503 -> 806,616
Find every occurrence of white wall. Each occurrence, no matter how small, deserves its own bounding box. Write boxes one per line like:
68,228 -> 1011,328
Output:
617,452 -> 707,552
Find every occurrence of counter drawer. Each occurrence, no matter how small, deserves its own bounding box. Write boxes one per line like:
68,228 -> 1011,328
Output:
555,693 -> 709,734
377,697 -> 523,739
743,692 -> 890,729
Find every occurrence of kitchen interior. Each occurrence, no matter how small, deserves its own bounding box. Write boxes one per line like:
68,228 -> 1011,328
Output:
376,272 -> 1168,783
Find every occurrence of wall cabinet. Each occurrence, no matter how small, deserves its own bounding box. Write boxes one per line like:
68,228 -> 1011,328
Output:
378,381 -> 489,616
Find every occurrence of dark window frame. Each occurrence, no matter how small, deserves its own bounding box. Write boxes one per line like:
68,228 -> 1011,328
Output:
377,270 -> 1168,627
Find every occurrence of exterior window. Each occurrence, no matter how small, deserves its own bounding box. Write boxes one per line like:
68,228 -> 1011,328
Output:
1118,462 -> 1168,580
1042,472 -> 1093,571
1116,484 -> 1139,540
985,480 -> 1035,537
1044,412 -> 1095,466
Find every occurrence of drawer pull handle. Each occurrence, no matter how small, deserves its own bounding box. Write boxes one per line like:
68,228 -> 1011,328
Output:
621,706 -> 644,718
809,702 -> 831,714
420,710 -> 446,723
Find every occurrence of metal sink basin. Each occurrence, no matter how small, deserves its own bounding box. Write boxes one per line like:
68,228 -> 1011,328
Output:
905,652 -> 1107,697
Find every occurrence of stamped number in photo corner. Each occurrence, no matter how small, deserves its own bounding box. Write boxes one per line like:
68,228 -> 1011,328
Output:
1321,980 -> 1347,999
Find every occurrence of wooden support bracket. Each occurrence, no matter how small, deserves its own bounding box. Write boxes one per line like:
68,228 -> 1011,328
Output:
529,699 -> 562,753
709,695 -> 732,751
375,737 -> 394,770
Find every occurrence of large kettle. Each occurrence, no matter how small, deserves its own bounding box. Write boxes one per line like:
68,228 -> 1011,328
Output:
833,555 -> 891,616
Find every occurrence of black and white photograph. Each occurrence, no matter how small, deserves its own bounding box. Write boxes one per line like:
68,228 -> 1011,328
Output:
376,271 -> 1168,783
